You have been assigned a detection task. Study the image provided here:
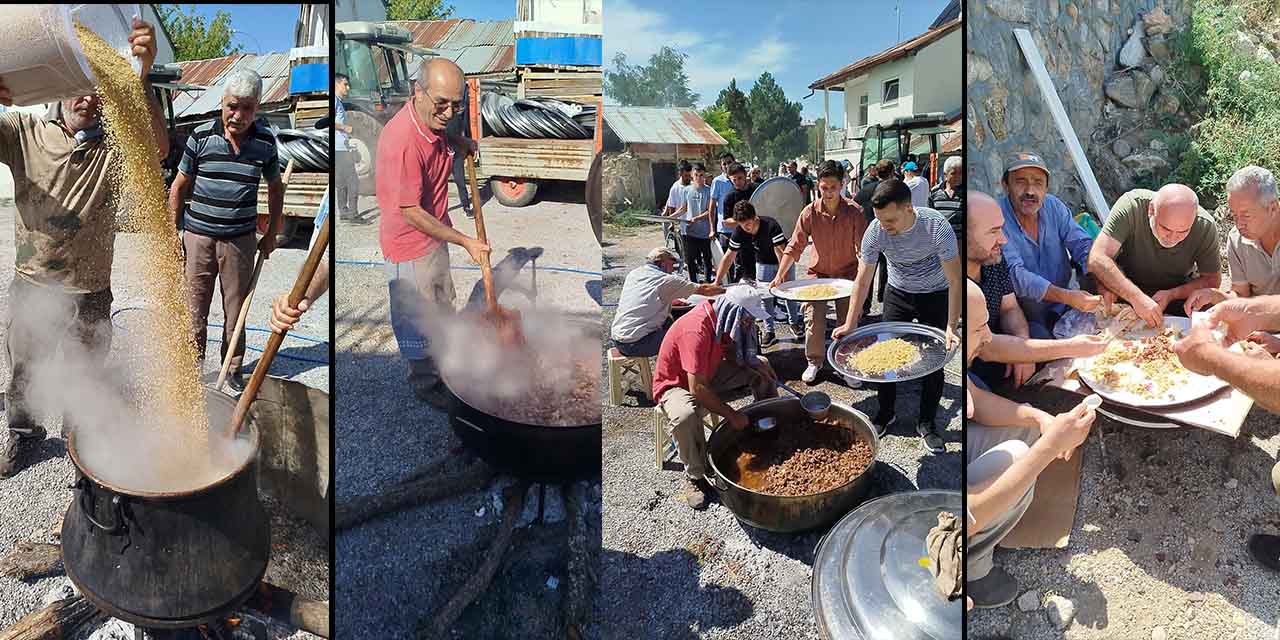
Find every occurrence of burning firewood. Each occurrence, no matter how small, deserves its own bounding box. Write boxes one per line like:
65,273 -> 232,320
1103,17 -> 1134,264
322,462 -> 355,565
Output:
0,541 -> 62,581
0,595 -> 105,640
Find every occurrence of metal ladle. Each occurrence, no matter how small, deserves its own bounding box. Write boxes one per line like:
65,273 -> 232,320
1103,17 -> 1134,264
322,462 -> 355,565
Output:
756,381 -> 832,431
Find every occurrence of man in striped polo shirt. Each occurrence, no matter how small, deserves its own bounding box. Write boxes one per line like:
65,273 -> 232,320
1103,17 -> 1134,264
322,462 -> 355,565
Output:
169,69 -> 284,392
929,155 -> 964,242
834,178 -> 962,454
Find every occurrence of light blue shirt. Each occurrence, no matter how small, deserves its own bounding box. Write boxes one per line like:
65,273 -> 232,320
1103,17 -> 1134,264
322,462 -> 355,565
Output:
335,98 -> 348,151
710,174 -> 734,235
999,194 -> 1094,315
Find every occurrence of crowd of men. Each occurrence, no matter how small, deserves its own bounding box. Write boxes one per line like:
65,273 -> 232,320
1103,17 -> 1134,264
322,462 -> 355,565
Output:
964,150 -> 1280,607
610,150 -> 965,509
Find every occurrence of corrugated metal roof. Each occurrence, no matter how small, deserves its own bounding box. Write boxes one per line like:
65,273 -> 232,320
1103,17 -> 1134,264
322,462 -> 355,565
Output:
392,19 -> 516,76
809,18 -> 961,90
172,52 -> 294,121
603,107 -> 727,146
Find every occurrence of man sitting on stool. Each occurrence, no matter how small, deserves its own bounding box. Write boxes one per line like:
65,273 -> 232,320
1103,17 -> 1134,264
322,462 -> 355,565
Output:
611,247 -> 724,358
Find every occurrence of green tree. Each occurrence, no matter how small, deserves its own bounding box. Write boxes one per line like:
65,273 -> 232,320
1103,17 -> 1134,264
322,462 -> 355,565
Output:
747,72 -> 805,169
807,117 -> 826,163
604,47 -> 699,107
157,5 -> 243,62
386,0 -> 455,21
714,79 -> 752,153
700,106 -> 741,148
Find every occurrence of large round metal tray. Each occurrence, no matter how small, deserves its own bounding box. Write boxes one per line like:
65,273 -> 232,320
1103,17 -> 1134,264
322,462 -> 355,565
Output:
828,321 -> 957,383
812,489 -> 962,640
771,278 -> 854,302
1075,315 -> 1231,409
750,176 -> 805,238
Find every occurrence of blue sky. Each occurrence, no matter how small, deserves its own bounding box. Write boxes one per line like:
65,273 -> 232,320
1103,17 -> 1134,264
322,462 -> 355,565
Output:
174,4 -> 303,55
605,0 -> 957,123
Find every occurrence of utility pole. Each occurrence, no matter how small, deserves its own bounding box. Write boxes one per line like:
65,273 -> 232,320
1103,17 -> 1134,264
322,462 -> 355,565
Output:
896,0 -> 901,41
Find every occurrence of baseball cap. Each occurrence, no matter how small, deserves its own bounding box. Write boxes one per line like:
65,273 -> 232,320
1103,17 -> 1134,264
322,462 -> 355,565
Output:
723,285 -> 770,321
903,161 -> 919,171
1003,152 -> 1050,179
646,247 -> 678,263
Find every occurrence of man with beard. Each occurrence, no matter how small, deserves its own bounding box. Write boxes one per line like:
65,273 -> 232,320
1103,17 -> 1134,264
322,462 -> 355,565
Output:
965,279 -> 1098,607
1087,184 -> 1221,328
999,152 -> 1101,338
1185,166 -> 1280,317
0,19 -> 166,477
968,193 -> 1107,390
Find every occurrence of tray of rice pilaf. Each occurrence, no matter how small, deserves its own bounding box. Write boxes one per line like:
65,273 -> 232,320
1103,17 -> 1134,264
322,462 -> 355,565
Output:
827,321 -> 958,383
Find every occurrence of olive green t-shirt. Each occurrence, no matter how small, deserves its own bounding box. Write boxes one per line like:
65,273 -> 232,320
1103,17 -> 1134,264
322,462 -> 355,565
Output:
1100,188 -> 1219,294
0,109 -> 117,294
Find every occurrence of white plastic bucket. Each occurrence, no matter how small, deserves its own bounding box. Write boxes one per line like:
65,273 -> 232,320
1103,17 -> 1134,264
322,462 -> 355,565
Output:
0,4 -> 141,106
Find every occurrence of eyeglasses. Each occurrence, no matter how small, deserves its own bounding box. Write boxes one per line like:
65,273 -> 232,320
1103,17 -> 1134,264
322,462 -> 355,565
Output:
424,90 -> 464,114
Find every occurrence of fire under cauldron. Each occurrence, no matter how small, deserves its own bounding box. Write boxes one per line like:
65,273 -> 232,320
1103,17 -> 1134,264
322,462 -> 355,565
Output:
707,397 -> 879,533
62,390 -> 271,629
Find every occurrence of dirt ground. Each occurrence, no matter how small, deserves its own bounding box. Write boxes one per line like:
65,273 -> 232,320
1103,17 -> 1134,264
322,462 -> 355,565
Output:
970,353 -> 1280,638
593,221 -> 963,639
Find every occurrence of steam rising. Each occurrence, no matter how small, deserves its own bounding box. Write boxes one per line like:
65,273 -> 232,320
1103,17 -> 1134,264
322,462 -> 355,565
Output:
17,286 -> 251,493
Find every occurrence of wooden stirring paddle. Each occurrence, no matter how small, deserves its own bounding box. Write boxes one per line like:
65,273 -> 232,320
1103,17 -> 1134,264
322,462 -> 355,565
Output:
227,215 -> 330,437
463,152 -> 523,346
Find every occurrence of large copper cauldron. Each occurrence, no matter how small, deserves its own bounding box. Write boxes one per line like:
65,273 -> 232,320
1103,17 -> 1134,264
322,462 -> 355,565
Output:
707,397 -> 880,533
61,390 -> 270,628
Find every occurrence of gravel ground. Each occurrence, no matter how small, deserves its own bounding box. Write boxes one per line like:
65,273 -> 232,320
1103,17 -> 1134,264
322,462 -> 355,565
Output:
969,388 -> 1280,639
333,182 -> 602,639
0,203 -> 330,634
593,223 -> 963,639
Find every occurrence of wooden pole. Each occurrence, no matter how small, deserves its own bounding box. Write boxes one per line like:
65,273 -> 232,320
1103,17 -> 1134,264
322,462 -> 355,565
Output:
0,596 -> 104,640
227,215 -> 330,437
464,154 -> 499,314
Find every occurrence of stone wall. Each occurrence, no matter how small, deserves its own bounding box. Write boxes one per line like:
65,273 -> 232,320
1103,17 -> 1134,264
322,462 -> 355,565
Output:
601,151 -> 654,213
968,0 -> 1194,215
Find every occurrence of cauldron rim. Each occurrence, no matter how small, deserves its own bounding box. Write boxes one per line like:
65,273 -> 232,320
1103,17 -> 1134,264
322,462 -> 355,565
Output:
66,389 -> 261,500
706,397 -> 879,500
442,376 -> 602,431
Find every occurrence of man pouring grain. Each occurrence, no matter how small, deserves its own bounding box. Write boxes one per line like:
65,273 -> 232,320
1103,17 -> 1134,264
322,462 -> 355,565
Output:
376,58 -> 482,409
0,19 -> 167,477
168,69 -> 283,393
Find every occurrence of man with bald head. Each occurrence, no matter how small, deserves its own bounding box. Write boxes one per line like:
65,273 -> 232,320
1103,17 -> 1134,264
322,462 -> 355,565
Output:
1087,184 -> 1221,328
377,57 -> 483,408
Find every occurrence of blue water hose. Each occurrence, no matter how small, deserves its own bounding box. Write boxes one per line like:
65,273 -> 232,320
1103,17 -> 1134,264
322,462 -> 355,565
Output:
110,307 -> 331,365
335,258 -> 602,278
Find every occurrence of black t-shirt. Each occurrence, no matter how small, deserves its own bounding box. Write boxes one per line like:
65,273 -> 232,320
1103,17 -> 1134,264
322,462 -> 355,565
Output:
728,216 -> 786,265
977,261 -> 1015,334
854,179 -> 880,222
790,172 -> 813,205
722,184 -> 756,224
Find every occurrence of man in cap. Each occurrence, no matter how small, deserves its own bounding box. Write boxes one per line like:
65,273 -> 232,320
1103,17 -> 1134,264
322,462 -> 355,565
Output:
1087,184 -> 1220,328
375,58 -> 483,409
968,192 -> 1107,390
0,19 -> 167,478
999,151 -> 1102,338
653,285 -> 778,509
965,279 -> 1098,607
903,161 -> 929,208
611,247 -> 724,358
1186,166 -> 1280,317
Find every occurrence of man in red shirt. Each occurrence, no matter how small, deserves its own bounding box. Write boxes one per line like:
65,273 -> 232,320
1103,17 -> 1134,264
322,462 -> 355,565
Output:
377,58 -> 484,408
652,286 -> 778,509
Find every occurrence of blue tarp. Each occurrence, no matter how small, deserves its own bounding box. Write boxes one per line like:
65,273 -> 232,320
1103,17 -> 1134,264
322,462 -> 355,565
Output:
515,37 -> 601,67
290,63 -> 330,95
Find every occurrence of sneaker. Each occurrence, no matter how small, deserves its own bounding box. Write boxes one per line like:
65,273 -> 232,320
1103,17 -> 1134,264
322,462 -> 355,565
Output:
802,363 -> 820,384
227,372 -> 246,393
872,412 -> 897,438
967,566 -> 1019,609
464,208 -> 475,219
917,420 -> 945,453
790,322 -> 806,337
1248,534 -> 1280,572
0,427 -> 46,479
842,374 -> 862,389
761,331 -> 778,348
682,476 -> 714,510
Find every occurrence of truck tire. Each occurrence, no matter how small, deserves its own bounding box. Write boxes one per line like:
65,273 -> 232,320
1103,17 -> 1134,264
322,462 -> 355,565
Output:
348,110 -> 382,196
489,177 -> 538,207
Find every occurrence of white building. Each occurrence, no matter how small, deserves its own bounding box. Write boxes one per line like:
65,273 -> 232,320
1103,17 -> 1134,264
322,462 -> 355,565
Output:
809,6 -> 961,168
